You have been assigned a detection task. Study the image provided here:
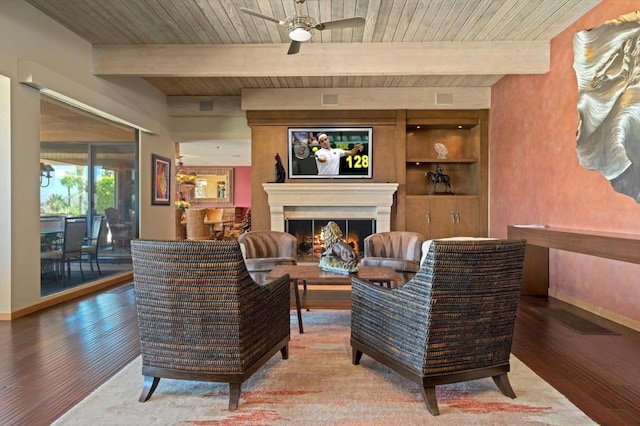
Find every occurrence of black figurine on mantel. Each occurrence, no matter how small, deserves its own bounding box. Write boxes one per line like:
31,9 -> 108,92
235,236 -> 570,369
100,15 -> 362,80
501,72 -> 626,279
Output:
425,165 -> 453,194
275,153 -> 286,183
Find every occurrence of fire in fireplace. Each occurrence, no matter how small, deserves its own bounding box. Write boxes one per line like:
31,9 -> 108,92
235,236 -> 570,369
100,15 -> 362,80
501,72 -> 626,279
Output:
285,219 -> 376,262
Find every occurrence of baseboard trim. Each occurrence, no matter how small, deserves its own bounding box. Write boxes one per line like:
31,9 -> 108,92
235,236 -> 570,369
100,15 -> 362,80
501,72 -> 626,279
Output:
0,272 -> 133,320
549,288 -> 640,333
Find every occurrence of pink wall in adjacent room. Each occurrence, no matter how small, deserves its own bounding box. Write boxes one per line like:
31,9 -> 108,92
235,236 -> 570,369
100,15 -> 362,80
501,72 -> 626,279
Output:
490,0 -> 640,327
233,166 -> 251,208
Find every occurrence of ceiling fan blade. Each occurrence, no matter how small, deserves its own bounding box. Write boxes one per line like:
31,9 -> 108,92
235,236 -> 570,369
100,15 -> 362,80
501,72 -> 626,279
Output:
287,40 -> 301,55
315,17 -> 365,31
239,7 -> 283,25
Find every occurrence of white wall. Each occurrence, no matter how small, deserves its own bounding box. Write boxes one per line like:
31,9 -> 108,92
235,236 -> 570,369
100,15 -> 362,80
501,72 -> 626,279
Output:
0,75 -> 12,312
0,1 -> 175,315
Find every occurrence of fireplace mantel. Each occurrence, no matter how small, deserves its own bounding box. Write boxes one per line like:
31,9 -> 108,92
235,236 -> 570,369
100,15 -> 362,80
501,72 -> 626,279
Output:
263,183 -> 399,232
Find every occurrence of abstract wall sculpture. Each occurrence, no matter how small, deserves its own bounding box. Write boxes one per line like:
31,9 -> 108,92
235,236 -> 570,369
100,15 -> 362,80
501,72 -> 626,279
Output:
574,11 -> 640,203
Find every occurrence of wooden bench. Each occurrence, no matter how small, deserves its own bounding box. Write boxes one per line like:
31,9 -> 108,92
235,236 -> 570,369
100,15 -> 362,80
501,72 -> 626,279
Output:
507,225 -> 640,295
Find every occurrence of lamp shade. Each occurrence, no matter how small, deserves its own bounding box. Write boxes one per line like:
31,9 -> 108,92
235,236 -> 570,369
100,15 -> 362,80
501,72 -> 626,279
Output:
289,27 -> 311,42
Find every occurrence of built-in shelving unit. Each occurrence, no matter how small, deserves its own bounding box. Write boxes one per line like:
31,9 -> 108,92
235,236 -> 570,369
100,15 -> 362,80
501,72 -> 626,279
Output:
245,109 -> 487,235
403,110 -> 488,239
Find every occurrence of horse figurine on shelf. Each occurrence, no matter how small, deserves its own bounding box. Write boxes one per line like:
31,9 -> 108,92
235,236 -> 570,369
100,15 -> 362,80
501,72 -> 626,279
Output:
426,165 -> 453,194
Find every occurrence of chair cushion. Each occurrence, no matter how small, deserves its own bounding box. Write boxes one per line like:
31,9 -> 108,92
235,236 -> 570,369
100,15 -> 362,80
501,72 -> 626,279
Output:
360,257 -> 420,273
237,231 -> 297,259
41,250 -> 63,260
364,232 -> 423,262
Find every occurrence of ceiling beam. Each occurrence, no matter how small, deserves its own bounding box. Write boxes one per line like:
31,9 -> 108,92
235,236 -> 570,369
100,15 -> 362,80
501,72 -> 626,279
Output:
93,41 -> 549,77
241,87 -> 491,110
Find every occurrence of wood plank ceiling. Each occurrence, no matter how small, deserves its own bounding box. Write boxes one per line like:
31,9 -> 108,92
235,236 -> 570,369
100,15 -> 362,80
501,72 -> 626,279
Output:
25,0 -> 601,96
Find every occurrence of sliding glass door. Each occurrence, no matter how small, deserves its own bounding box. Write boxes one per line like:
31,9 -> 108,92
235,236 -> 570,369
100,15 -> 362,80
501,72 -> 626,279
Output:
39,95 -> 138,296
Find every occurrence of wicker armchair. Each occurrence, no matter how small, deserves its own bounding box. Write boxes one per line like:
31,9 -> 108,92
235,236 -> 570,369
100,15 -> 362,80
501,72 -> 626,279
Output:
359,231 -> 425,285
351,239 -> 527,415
131,239 -> 291,410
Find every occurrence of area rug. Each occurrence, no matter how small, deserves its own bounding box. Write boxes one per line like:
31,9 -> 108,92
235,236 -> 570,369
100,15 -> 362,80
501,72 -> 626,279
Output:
54,310 -> 595,425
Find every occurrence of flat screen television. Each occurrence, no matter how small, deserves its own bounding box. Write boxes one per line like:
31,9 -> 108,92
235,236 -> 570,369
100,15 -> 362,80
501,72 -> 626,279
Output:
288,127 -> 372,179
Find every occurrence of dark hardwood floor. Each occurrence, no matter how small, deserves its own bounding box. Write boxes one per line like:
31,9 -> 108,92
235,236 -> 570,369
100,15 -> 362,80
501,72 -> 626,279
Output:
1,282 -> 639,425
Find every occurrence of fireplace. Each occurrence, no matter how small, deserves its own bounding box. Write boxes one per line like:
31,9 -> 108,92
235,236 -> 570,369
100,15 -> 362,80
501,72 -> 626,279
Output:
264,183 -> 398,227
264,183 -> 398,262
286,218 -> 376,262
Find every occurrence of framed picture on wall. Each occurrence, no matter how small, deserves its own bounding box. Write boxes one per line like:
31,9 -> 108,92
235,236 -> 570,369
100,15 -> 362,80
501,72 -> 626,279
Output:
287,128 -> 372,179
152,154 -> 171,205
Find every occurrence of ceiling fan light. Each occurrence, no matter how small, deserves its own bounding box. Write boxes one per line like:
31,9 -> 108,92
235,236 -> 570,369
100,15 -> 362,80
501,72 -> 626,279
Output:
289,27 -> 311,42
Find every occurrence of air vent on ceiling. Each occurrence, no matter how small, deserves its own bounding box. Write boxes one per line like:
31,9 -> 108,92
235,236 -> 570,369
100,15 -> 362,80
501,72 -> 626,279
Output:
321,93 -> 338,106
199,101 -> 214,111
435,93 -> 454,105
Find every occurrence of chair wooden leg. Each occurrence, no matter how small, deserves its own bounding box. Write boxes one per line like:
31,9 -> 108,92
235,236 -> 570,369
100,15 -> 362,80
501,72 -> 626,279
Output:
421,386 -> 440,416
302,280 -> 310,311
352,348 -> 363,365
228,383 -> 241,411
139,376 -> 160,402
292,280 -> 304,334
493,373 -> 516,399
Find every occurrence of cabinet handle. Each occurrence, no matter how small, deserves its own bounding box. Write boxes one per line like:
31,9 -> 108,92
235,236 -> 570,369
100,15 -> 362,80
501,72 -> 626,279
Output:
456,210 -> 461,223
426,210 -> 431,223
451,211 -> 456,223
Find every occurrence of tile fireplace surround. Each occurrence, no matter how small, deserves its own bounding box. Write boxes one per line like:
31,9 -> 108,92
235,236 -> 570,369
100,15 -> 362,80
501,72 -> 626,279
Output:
263,183 -> 399,232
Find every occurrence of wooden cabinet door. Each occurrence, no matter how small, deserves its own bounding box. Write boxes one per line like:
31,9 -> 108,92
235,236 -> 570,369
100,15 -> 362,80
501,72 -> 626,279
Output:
406,197 -> 431,240
430,198 -> 457,239
433,197 -> 482,238
454,197 -> 482,237
406,196 -> 483,240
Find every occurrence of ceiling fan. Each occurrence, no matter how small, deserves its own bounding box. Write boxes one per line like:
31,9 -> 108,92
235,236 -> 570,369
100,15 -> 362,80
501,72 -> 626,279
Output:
240,0 -> 366,55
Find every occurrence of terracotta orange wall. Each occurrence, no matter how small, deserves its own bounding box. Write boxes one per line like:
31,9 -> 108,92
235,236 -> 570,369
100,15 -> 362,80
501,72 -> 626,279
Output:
234,166 -> 251,207
490,0 -> 640,327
